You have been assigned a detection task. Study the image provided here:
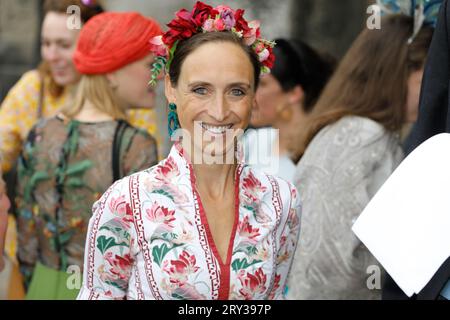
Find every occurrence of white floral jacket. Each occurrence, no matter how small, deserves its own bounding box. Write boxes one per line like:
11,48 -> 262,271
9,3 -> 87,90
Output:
77,142 -> 301,300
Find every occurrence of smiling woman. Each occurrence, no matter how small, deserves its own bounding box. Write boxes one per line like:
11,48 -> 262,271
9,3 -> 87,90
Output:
77,1 -> 301,301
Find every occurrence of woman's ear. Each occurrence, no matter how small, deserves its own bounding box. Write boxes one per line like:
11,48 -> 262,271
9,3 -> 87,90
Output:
105,72 -> 118,89
165,74 -> 177,104
288,85 -> 304,105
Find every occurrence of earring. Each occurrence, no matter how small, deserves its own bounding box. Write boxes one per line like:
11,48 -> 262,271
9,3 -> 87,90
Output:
279,105 -> 293,122
168,102 -> 181,137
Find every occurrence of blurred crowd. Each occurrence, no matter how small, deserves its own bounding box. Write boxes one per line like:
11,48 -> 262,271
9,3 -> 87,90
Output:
0,0 -> 447,300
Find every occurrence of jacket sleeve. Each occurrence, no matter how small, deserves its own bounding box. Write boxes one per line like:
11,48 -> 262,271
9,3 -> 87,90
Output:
77,177 -> 137,300
269,181 -> 302,300
0,71 -> 41,173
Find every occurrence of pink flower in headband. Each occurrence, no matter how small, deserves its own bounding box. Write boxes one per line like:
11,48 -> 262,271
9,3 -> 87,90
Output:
216,5 -> 236,30
244,20 -> 261,46
149,36 -> 167,57
148,1 -> 276,85
81,0 -> 96,7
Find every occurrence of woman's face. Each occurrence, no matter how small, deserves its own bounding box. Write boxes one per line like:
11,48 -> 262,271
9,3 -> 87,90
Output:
109,54 -> 158,109
252,73 -> 287,128
41,12 -> 81,86
405,68 -> 424,123
166,41 -> 255,160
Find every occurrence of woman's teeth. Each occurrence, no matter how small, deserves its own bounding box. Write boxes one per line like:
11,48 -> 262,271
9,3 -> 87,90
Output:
201,123 -> 233,134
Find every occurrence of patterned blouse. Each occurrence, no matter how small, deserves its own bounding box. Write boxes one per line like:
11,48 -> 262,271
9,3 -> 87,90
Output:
0,70 -> 163,173
77,142 -> 301,300
16,116 -> 159,284
287,116 -> 403,300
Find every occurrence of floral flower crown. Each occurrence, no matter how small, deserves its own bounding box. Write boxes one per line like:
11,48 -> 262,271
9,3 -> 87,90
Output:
149,1 -> 276,86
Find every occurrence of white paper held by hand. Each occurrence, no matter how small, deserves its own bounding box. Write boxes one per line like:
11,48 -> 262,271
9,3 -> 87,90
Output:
352,133 -> 450,297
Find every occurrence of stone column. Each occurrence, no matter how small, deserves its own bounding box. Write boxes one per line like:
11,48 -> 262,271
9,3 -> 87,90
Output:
291,0 -> 375,58
0,0 -> 42,100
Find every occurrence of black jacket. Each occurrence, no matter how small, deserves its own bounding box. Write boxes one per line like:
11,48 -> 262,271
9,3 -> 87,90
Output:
383,0 -> 450,300
404,0 -> 450,153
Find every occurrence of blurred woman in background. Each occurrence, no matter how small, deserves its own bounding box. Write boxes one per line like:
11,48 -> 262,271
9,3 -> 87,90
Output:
0,0 -> 163,175
16,12 -> 162,299
244,39 -> 335,182
287,14 -> 434,299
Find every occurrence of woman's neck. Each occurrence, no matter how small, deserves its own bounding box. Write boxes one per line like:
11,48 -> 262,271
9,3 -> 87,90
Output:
73,99 -> 114,122
192,162 -> 237,200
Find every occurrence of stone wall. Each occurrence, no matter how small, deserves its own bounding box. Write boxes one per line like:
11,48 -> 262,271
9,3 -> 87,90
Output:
0,0 -> 42,100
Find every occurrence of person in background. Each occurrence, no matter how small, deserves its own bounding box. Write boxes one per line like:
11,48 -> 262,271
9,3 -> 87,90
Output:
287,11 -> 434,299
16,12 -> 161,299
244,39 -> 335,182
0,0 -> 163,176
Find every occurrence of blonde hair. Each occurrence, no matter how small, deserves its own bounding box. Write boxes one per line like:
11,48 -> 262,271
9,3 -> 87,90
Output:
62,74 -> 128,120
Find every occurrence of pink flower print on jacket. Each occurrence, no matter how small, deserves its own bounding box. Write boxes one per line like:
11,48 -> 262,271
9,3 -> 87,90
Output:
156,156 -> 179,184
242,171 -> 267,203
105,252 -> 134,280
241,171 -> 272,224
101,252 -> 134,291
145,156 -> 189,206
108,195 -> 133,228
146,202 -> 176,230
163,250 -> 200,286
238,216 -> 261,244
234,215 -> 262,256
238,267 -> 267,299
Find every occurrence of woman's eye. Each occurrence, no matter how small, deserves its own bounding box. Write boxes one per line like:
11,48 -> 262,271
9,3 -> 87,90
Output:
60,43 -> 72,49
231,88 -> 245,96
193,87 -> 208,95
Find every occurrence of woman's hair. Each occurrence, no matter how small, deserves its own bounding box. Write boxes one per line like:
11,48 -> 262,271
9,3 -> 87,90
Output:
38,0 -> 104,98
271,38 -> 336,112
168,31 -> 262,89
298,14 -> 433,156
62,74 -> 127,120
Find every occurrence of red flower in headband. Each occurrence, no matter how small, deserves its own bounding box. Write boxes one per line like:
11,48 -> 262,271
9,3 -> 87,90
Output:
191,1 -> 217,27
234,9 -> 250,33
263,46 -> 275,69
149,1 -> 276,85
163,10 -> 197,47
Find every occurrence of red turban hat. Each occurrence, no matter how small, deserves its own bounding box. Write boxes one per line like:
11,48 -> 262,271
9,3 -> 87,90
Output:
74,12 -> 162,74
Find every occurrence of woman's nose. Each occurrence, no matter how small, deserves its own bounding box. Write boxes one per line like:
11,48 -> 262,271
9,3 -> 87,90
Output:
209,96 -> 229,122
45,45 -> 61,62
